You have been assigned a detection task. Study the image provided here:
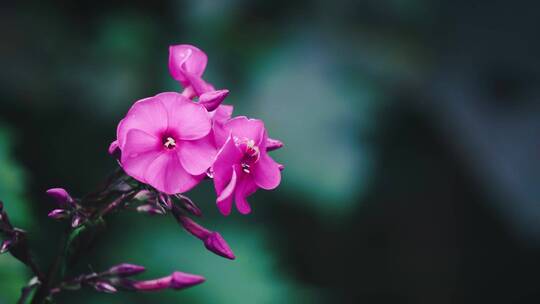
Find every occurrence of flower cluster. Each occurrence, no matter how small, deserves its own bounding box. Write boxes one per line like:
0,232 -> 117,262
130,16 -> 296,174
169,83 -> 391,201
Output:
0,44 -> 284,302
0,44 -> 283,303
110,44 -> 283,215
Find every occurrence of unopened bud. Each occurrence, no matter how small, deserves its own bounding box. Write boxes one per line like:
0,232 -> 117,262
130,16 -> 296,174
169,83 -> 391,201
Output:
134,190 -> 153,201
94,281 -> 117,293
107,263 -> 146,277
48,209 -> 69,220
199,89 -> 229,111
169,272 -> 206,290
266,138 -> 284,151
136,204 -> 166,215
130,271 -> 205,291
158,193 -> 173,210
71,215 -> 83,228
46,188 -> 73,208
0,239 -> 12,254
204,232 -> 235,260
174,194 -> 202,217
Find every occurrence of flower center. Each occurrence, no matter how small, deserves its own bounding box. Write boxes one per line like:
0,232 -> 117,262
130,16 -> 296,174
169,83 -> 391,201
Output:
234,137 -> 260,173
163,136 -> 177,149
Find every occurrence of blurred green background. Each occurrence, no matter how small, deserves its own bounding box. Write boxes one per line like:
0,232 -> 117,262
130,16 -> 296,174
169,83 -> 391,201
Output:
2,0 -> 540,303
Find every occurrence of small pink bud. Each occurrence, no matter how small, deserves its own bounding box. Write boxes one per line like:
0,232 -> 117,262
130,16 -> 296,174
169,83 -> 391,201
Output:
278,163 -> 285,171
266,137 -> 284,151
131,271 -> 205,291
136,204 -> 166,215
169,272 -> 206,289
108,263 -> 146,277
174,194 -> 202,217
158,193 -> 173,210
204,232 -> 235,260
0,239 -> 11,254
94,281 -> 117,293
134,190 -> 153,201
71,215 -> 83,228
199,89 -> 229,111
48,209 -> 69,220
46,188 -> 73,207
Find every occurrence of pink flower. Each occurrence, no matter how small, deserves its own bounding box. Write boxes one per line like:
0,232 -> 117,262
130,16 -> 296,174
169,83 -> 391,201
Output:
169,44 -> 214,96
116,92 -> 217,194
212,117 -> 282,215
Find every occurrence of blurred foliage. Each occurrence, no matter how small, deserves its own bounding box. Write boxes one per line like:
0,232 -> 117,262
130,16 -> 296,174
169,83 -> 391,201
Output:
0,124 -> 31,303
0,254 -> 27,304
0,125 -> 31,227
246,40 -> 383,216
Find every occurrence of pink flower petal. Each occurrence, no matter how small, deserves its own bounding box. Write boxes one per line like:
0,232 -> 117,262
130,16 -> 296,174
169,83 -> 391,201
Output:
252,152 -> 282,190
117,97 -> 168,148
121,129 -> 161,183
178,134 -> 217,175
216,168 -> 237,215
158,93 -> 211,140
144,152 -> 202,194
234,175 -> 257,215
212,136 -> 243,193
185,72 -> 214,96
211,105 -> 233,124
217,193 -> 233,216
211,105 -> 234,147
224,116 -> 265,145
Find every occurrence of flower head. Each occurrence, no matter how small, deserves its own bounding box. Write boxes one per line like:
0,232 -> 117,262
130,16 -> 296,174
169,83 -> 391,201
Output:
212,117 -> 282,215
116,92 -> 217,194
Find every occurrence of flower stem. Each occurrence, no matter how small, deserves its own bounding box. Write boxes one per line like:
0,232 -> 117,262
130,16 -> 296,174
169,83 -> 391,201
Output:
29,173 -> 139,303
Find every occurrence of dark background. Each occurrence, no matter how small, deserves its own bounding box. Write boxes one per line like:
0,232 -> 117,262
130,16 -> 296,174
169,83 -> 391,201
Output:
1,1 -> 540,303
